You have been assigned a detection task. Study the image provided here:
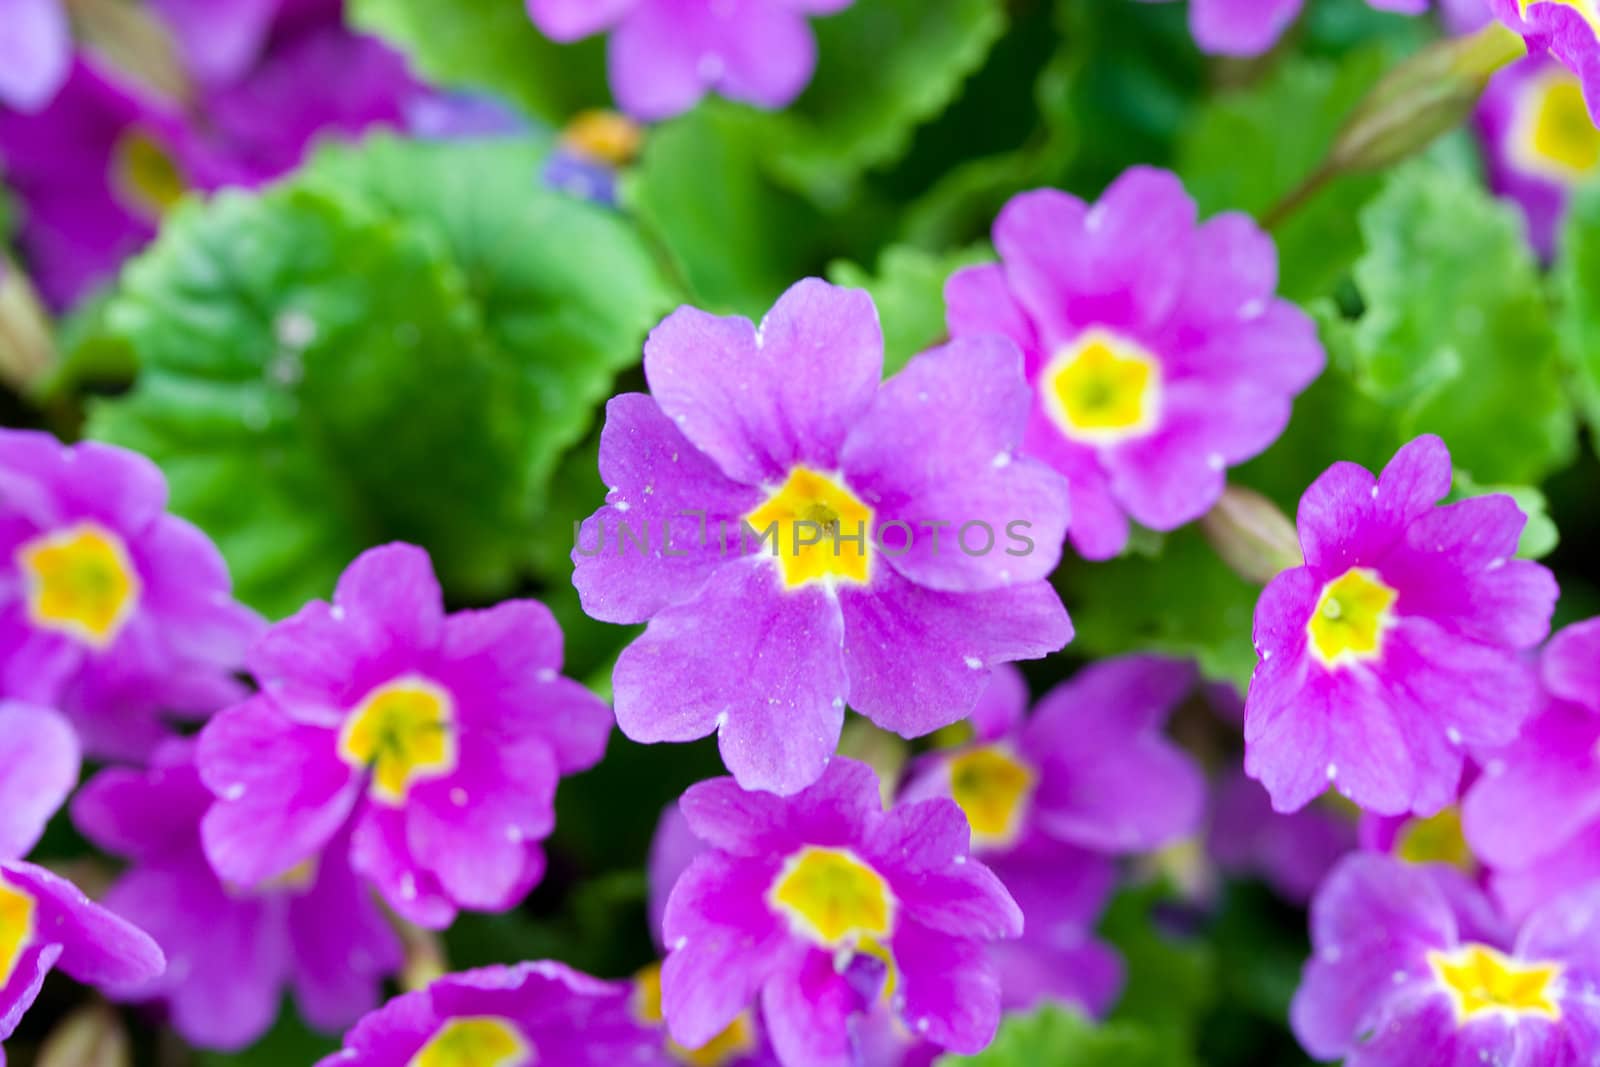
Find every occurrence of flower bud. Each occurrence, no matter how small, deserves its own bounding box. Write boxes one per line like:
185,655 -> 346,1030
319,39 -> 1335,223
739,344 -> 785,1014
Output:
37,1004 -> 131,1067
1200,485 -> 1302,585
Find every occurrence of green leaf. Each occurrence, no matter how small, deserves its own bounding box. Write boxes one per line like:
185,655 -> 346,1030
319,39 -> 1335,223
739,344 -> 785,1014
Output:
348,0 -> 608,122
85,188 -> 527,616
1177,49 -> 1391,302
1102,882 -> 1218,1041
1555,180 -> 1600,432
1345,162 -> 1576,484
85,139 -> 670,617
827,244 -> 989,375
1059,526 -> 1260,692
937,1004 -> 1194,1067
749,0 -> 1005,203
628,105 -> 828,317
300,136 -> 672,516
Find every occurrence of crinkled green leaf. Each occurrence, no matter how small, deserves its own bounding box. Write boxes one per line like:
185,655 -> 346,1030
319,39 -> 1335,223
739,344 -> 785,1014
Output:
937,1003 -> 1195,1067
1058,526 -> 1259,692
1177,50 -> 1390,302
348,0 -> 607,122
747,0 -> 1005,203
300,136 -> 672,514
827,244 -> 989,375
86,139 -> 670,617
86,189 -> 530,616
1103,882 -> 1218,1041
1345,162 -> 1576,484
629,104 -> 828,317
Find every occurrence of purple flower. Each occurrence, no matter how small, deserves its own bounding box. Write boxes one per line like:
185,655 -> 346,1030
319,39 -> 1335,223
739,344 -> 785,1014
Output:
569,279 -> 1068,796
1170,0 -> 1429,57
1476,55 -> 1600,258
573,279 -> 1071,796
0,701 -> 166,1046
316,962 -> 671,1067
71,742 -> 403,1051
0,430 -> 261,760
1243,435 -> 1557,817
900,658 -> 1206,1013
525,0 -> 855,121
543,110 -> 645,208
1291,853 -> 1600,1065
0,0 -> 70,112
946,168 -> 1324,560
197,543 -> 612,929
1464,618 -> 1600,921
174,15 -> 417,190
1490,0 -> 1600,122
659,758 -> 1023,1066
0,60 -> 189,309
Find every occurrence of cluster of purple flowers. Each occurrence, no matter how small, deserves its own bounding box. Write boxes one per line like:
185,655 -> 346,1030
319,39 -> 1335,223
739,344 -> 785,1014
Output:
6,2 -> 1600,1065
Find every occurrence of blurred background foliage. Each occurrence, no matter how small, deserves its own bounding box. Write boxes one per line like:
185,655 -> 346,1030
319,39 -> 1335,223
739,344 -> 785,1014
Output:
6,0 -> 1600,1062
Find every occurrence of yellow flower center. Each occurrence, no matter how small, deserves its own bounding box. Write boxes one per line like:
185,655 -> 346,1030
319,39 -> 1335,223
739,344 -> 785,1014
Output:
1513,69 -> 1600,182
948,745 -> 1036,849
1429,943 -> 1562,1024
338,676 -> 458,805
743,467 -> 873,590
561,109 -> 644,167
1306,567 -> 1397,667
632,962 -> 758,1067
111,129 -> 186,222
409,1017 -> 533,1067
1395,807 -> 1476,872
0,873 -> 36,989
1041,329 -> 1162,444
19,522 -> 141,648
768,846 -> 895,949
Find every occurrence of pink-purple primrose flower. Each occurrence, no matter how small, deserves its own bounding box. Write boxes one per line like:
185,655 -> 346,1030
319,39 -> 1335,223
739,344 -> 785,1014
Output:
525,0 -> 855,121
1291,853 -> 1600,1066
1464,618 -> 1600,922
573,278 -> 1072,797
72,742 -> 403,1051
1243,434 -> 1558,817
1476,55 -> 1600,257
0,702 -> 166,1052
197,542 -> 613,930
946,168 -> 1325,561
658,758 -> 1022,1067
900,658 -> 1206,1016
315,961 -> 671,1067
0,430 -> 262,760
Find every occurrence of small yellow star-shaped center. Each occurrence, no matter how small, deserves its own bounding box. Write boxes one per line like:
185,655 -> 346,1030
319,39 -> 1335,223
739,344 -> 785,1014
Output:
948,745 -> 1037,849
743,467 -> 873,589
338,676 -> 458,805
1307,567 -> 1398,667
1429,943 -> 1562,1024
768,846 -> 895,949
1041,329 -> 1162,445
19,521 -> 142,648
408,1017 -> 533,1067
